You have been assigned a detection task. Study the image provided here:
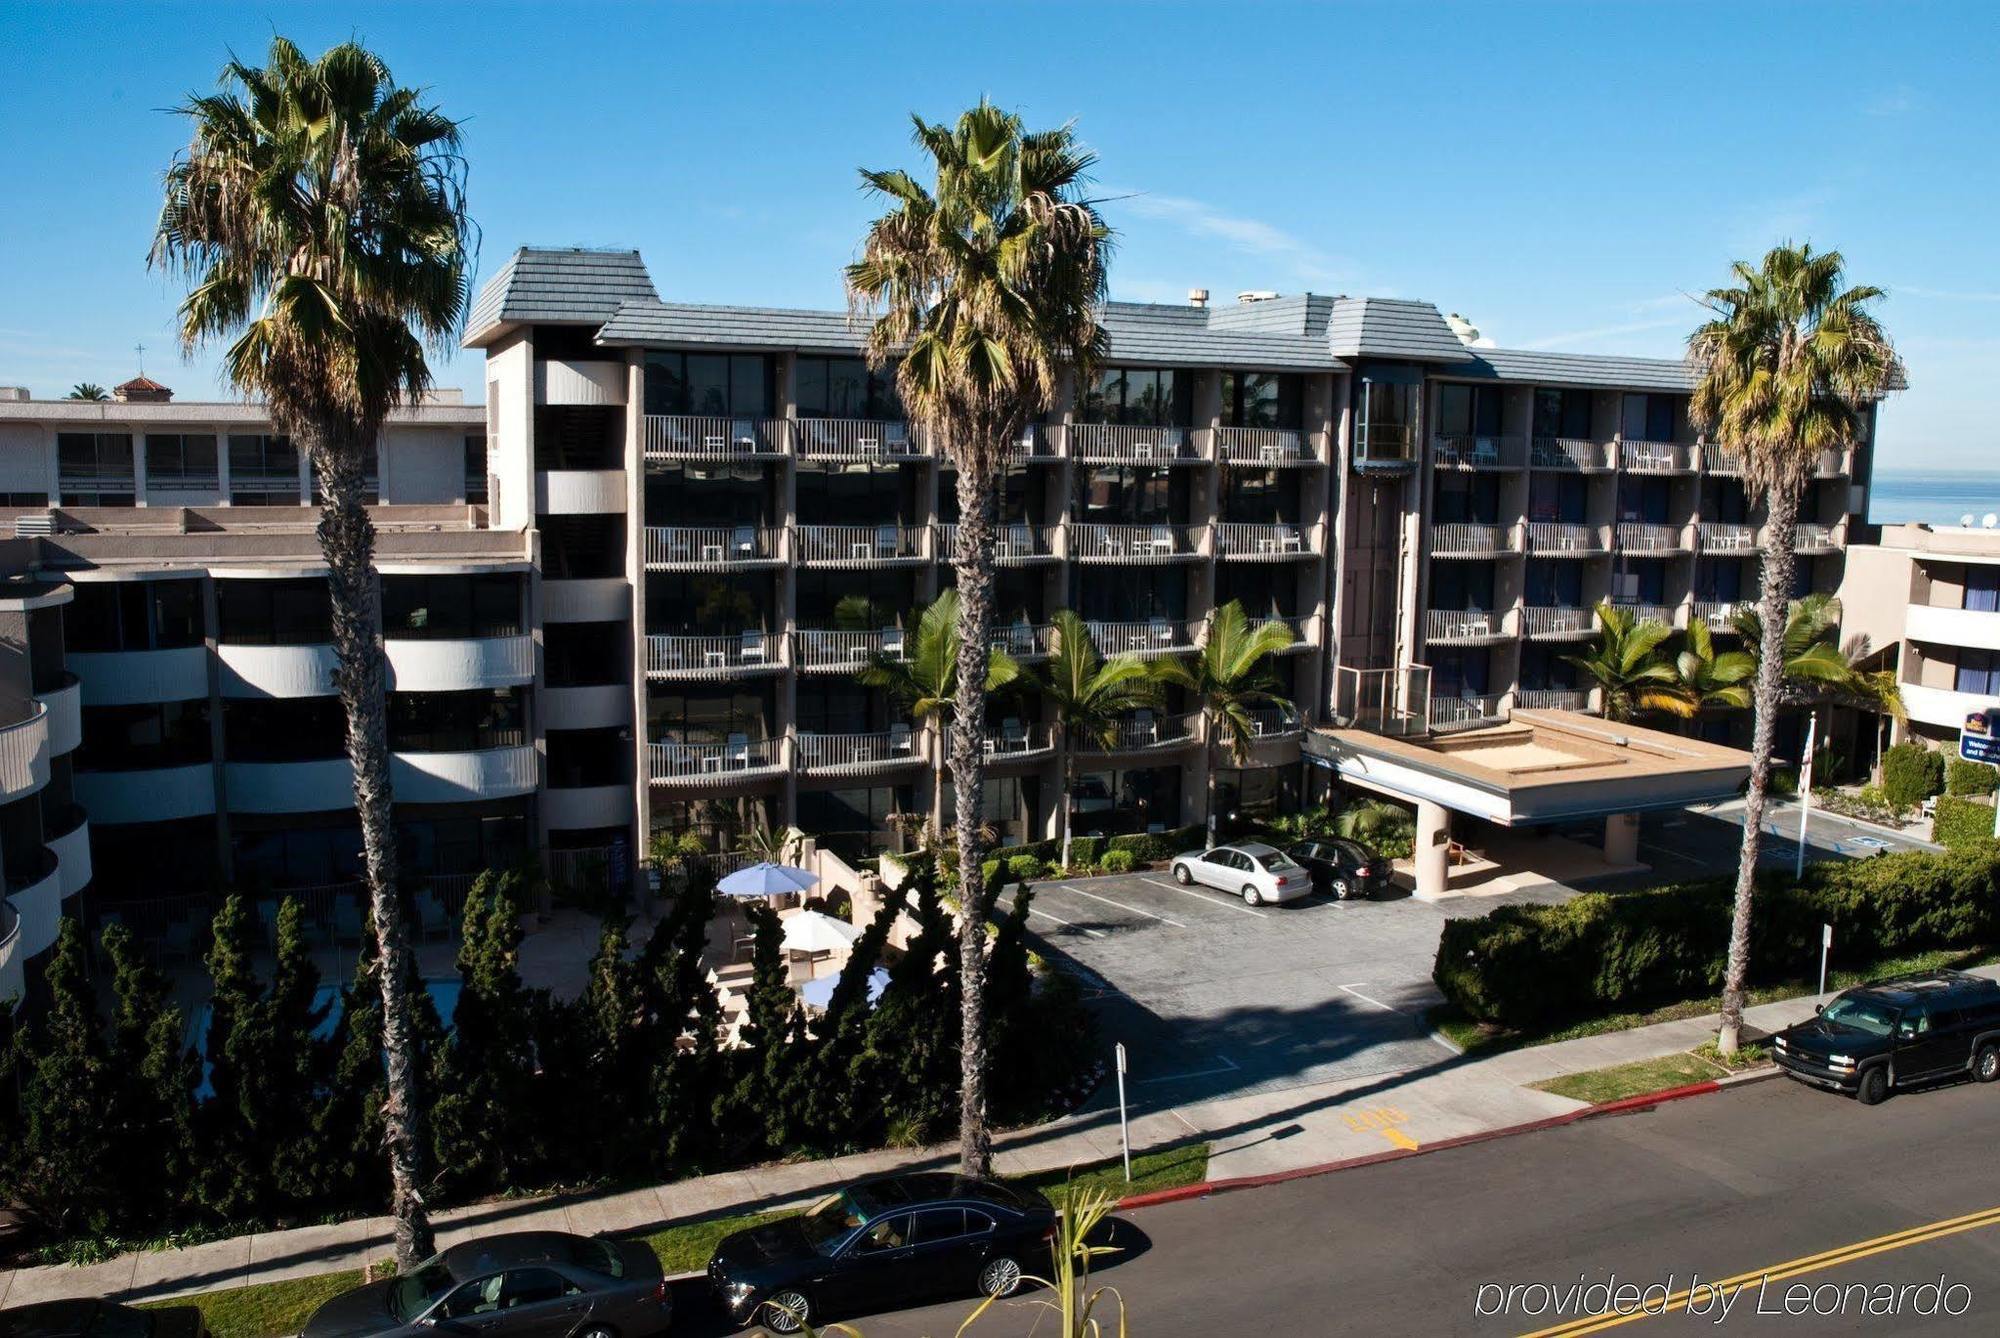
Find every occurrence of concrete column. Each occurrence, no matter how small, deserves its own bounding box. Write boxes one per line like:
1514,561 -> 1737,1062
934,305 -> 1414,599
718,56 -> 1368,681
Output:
1605,811 -> 1640,866
1415,799 -> 1451,900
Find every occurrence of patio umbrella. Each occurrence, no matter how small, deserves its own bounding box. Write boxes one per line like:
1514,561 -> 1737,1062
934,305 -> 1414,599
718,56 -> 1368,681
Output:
716,861 -> 820,899
782,909 -> 862,954
797,966 -> 890,1011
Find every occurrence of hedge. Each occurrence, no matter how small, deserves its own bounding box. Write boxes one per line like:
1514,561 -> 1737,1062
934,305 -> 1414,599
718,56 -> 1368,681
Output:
1935,795 -> 1999,850
1882,742 -> 1947,811
1947,758 -> 1999,797
1100,849 -> 1136,874
1067,836 -> 1104,869
1103,825 -> 1204,864
1433,844 -> 2000,1029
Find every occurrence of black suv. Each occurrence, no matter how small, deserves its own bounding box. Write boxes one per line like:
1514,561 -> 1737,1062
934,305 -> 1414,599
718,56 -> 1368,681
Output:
1772,970 -> 2000,1104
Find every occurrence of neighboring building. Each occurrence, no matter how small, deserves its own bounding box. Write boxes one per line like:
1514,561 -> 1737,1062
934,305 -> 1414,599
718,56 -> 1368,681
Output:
1838,522 -> 2000,749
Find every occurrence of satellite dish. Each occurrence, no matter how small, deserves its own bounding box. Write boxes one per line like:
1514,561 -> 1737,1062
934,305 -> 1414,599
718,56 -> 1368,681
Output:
1962,514 -> 1977,527
1986,513 -> 1999,529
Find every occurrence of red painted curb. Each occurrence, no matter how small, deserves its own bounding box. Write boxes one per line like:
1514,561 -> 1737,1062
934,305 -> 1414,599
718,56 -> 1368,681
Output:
1114,1076 -> 1731,1212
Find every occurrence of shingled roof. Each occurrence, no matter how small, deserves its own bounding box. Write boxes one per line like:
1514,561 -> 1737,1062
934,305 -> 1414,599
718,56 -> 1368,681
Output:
1323,297 -> 1476,363
464,248 -> 660,347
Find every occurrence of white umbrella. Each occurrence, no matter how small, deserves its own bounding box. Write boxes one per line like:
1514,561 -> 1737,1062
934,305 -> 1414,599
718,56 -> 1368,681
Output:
782,909 -> 862,954
716,861 -> 820,898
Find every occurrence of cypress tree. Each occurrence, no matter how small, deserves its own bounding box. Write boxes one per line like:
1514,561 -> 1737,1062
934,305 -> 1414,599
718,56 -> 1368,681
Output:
717,900 -> 797,1159
432,870 -> 542,1193
855,857 -> 960,1144
102,923 -> 197,1229
6,918 -> 119,1238
193,894 -> 260,1220
642,874 -> 725,1175
262,898 -> 333,1211
798,888 -> 903,1152
568,915 -> 647,1177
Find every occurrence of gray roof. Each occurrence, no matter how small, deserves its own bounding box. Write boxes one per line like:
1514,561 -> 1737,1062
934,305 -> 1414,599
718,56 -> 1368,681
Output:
1324,297 -> 1475,363
464,248 -> 660,347
1099,304 -> 1343,370
1449,347 -> 1702,392
596,301 -> 874,353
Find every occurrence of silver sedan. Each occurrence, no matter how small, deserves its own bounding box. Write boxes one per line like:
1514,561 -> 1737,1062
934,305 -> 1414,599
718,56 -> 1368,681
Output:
1169,841 -> 1313,906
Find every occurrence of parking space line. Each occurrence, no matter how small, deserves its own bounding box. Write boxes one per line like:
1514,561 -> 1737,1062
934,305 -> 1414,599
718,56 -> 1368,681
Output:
1338,983 -> 1403,1014
1640,840 -> 1708,868
1135,1053 -> 1241,1084
1000,897 -> 1107,939
1139,875 -> 1270,919
1055,883 -> 1188,928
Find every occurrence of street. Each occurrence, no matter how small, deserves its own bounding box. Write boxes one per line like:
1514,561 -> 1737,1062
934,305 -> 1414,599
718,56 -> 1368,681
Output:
668,1075 -> 2000,1335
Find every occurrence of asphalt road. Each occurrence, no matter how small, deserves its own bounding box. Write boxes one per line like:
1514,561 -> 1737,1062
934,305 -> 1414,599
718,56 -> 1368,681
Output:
667,1074 -> 2000,1336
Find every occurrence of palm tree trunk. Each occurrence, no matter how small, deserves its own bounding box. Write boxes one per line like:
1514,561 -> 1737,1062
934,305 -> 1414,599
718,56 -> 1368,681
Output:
1060,745 -> 1075,871
310,432 -> 434,1267
949,460 -> 998,1176
932,741 -> 946,847
1718,475 -> 1803,1055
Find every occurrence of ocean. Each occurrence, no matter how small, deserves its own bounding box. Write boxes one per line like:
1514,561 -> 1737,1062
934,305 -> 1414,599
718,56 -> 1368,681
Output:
1869,470 -> 2000,529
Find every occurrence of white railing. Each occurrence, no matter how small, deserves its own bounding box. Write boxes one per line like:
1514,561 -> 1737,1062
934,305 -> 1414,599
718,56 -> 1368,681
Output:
1693,600 -> 1747,631
794,418 -> 924,460
1084,711 -> 1198,752
1065,423 -> 1199,464
646,633 -> 780,677
644,525 -> 781,566
934,522 -> 1056,562
1522,605 -> 1599,639
648,737 -> 784,780
795,628 -> 907,672
1088,619 -> 1198,656
989,622 -> 1060,658
1430,695 -> 1507,733
1617,522 -> 1687,553
1515,689 -> 1589,711
1531,437 -> 1613,471
983,721 -> 1055,757
1246,706 -> 1303,738
1795,522 -> 1839,553
1426,609 -> 1508,643
1004,423 -> 1062,461
1070,523 -> 1200,560
1214,426 -> 1313,465
1619,439 -> 1692,473
1266,614 -> 1316,650
1433,435 -> 1527,469
1814,448 -> 1850,478
1701,444 -> 1745,475
643,415 -> 787,459
1432,523 -> 1514,556
1698,522 -> 1758,553
1526,522 -> 1603,555
1612,600 -> 1680,626
0,702 -> 50,800
795,525 -> 923,564
1215,522 -> 1308,558
797,730 -> 921,772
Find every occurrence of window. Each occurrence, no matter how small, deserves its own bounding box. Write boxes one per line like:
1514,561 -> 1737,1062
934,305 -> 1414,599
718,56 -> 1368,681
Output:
910,1209 -> 970,1244
1437,384 -> 1502,437
57,432 -> 134,505
1617,476 -> 1671,523
1433,473 -> 1500,524
497,1269 -> 577,1309
1533,389 -> 1593,440
547,727 -> 630,788
1621,393 -> 1682,442
224,697 -> 347,763
794,570 -> 915,628
464,434 -> 488,503
1524,560 -> 1583,607
1221,372 -> 1303,430
643,351 -> 772,417
438,1278 -> 505,1320
1963,565 -> 2000,614
534,405 -> 621,470
388,688 -> 528,752
1079,367 -> 1191,426
795,356 -> 901,419
398,810 -> 528,877
794,460 -> 916,526
218,578 -> 332,646
648,684 -> 773,744
1956,649 -> 2000,697
644,460 -> 775,527
0,491 -> 47,507
145,434 -> 218,487
381,574 -> 522,639
546,621 -> 628,687
1430,562 -> 1495,611
1069,565 -> 1189,624
1528,473 -> 1587,523
541,514 -> 626,579
1073,466 -> 1187,524
1355,378 -> 1416,459
228,434 -> 300,505
66,580 -> 204,652
851,1215 -> 912,1255
1219,469 -> 1296,524
76,700 -> 212,771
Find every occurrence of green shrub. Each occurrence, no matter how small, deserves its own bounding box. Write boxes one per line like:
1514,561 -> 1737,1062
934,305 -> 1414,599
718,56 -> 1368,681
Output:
980,859 -> 1001,885
1947,758 -> 1999,797
1006,854 -> 1045,881
1104,824 -> 1202,865
1099,849 -> 1136,874
1934,795 -> 1999,850
1067,836 -> 1103,869
1882,742 -> 1946,811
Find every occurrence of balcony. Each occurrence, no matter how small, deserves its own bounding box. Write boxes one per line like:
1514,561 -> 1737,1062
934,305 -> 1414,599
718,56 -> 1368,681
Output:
543,785 -> 632,832
934,522 -> 1059,564
795,524 -> 926,567
0,701 -> 50,801
983,720 -> 1057,760
3,852 -> 62,989
75,762 -> 216,824
643,415 -> 786,461
1432,435 -> 1527,470
989,622 -> 1060,660
1079,710 -> 1198,754
1426,609 -> 1511,645
393,746 -> 538,804
1430,694 -> 1507,733
1701,444 -> 1745,475
34,674 -> 81,757
535,469 -> 626,515
1065,423 -> 1201,465
1431,523 -> 1516,558
1521,606 -> 1599,640
649,736 -> 786,786
47,806 -> 91,898
534,357 -> 626,406
647,632 -> 784,679
69,645 -> 210,706
1515,688 -> 1590,712
1619,439 -> 1694,474
385,635 -> 536,692
1214,426 -> 1316,467
1794,523 -> 1841,555
1617,522 -> 1688,554
796,418 -> 926,462
1245,706 -> 1304,740
1353,424 -> 1419,472
1214,523 -> 1310,560
1611,600 -> 1680,627
1526,522 -> 1605,556
644,525 -> 783,570
797,729 -> 923,776
1531,437 -> 1614,472
1901,681 -> 2000,731
1070,523 -> 1203,563
542,577 -> 631,624
1087,619 -> 1199,658
794,628 -> 906,674
1697,522 -> 1758,554
1694,600 -> 1749,632
224,758 -> 357,814
1814,447 -> 1852,478
1907,603 -> 2000,654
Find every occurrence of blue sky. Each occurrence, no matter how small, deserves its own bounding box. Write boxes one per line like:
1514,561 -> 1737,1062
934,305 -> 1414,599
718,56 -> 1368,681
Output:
1,1 -> 1994,467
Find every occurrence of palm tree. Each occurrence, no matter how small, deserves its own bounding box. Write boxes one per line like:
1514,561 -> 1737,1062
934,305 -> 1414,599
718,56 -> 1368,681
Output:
1033,611 -> 1160,868
66,383 -> 109,401
1729,594 -> 1906,721
1671,620 -> 1755,717
150,37 -> 473,1267
1150,601 -> 1295,842
1688,243 -> 1898,1055
1562,600 -> 1694,723
856,590 -> 1020,843
848,102 -> 1109,1175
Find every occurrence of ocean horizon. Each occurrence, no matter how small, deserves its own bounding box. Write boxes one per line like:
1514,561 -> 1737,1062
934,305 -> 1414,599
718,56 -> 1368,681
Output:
1869,469 -> 2000,528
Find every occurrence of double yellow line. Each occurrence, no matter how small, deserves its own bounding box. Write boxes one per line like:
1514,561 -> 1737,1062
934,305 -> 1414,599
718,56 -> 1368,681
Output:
1520,1203 -> 2000,1335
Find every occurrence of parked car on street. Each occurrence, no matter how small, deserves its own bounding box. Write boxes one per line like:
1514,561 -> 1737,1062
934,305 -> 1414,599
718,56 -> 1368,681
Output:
1771,970 -> 2000,1104
706,1171 -> 1055,1334
1287,837 -> 1392,900
300,1231 -> 668,1338
0,1300 -> 206,1338
1169,842 -> 1312,906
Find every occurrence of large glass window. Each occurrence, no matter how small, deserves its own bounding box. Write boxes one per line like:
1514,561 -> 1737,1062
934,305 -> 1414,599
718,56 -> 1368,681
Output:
1429,562 -> 1496,611
67,580 -> 204,652
218,578 -> 332,646
644,352 -> 772,417
1433,473 -> 1501,524
388,688 -> 528,752
546,621 -> 628,687
1430,647 -> 1491,698
541,515 -> 626,579
1611,561 -> 1667,604
795,462 -> 916,526
795,570 -> 916,628
1071,764 -> 1180,838
795,356 -> 901,419
1072,466 -> 1187,524
398,809 -> 528,877
644,460 -> 775,527
796,784 -> 914,862
1533,389 -> 1593,439
533,405 -> 622,471
464,434 -> 488,504
547,727 -> 630,788
795,679 -> 892,734
1219,469 -> 1297,524
1528,473 -> 1588,523
1621,393 -> 1683,442
381,574 -> 523,640
145,434 -> 218,486
645,572 -> 770,636
1525,560 -> 1585,606
1079,368 -> 1192,426
1221,372 -> 1303,430
1519,643 -> 1580,691
1437,384 -> 1503,437
1956,649 -> 2000,697
1069,566 -> 1189,623
228,434 -> 300,505
1617,476 -> 1672,523
647,683 -> 774,744
1962,565 -> 2000,614
224,697 -> 347,763
233,819 -> 365,889
57,432 -> 135,506
76,700 -> 212,771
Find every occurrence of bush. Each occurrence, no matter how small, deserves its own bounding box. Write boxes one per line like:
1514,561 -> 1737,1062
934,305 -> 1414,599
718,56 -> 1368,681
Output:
1934,795 -> 1999,850
1067,836 -> 1103,869
1433,843 -> 2000,1028
1948,758 -> 1999,797
1813,786 -> 1898,825
1099,849 -> 1136,874
1882,742 -> 1947,812
1006,854 -> 1046,881
1104,824 -> 1203,865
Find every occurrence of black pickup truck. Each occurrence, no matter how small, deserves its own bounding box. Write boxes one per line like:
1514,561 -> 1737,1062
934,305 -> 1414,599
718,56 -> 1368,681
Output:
1771,970 -> 2000,1104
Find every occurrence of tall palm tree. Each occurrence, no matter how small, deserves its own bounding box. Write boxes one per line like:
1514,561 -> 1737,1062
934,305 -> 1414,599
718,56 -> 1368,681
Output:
1151,601 -> 1295,842
66,383 -> 109,401
1671,619 -> 1755,717
856,589 -> 1020,842
1033,610 -> 1161,868
1688,243 -> 1898,1055
1729,594 -> 1906,721
150,37 -> 473,1266
1562,600 -> 1694,723
848,102 -> 1109,1175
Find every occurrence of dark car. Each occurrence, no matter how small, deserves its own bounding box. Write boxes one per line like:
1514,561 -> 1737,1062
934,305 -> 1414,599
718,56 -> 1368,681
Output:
300,1231 -> 668,1338
0,1300 -> 205,1338
707,1172 -> 1055,1334
1772,970 -> 2000,1104
1288,838 -> 1391,899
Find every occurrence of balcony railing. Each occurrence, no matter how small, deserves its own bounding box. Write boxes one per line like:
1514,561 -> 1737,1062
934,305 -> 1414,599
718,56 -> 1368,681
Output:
1701,444 -> 1745,475
1693,600 -> 1748,632
794,418 -> 926,461
1531,437 -> 1614,471
1003,423 -> 1062,461
1515,688 -> 1589,712
933,522 -> 1058,563
1087,619 -> 1198,657
648,736 -> 784,782
1697,522 -> 1758,554
795,524 -> 925,565
1611,600 -> 1680,627
1246,706 -> 1303,739
797,729 -> 922,773
1070,523 -> 1202,562
1214,426 -> 1314,466
1426,609 -> 1510,644
1215,522 -> 1309,559
989,622 -> 1060,659
646,633 -> 782,678
795,628 -> 907,672
1065,423 -> 1200,464
1266,614 -> 1316,651
1619,439 -> 1693,473
983,721 -> 1056,757
644,525 -> 781,567
1526,522 -> 1604,555
1431,523 -> 1515,557
1354,423 -> 1419,470
1814,447 -> 1851,478
643,415 -> 786,460
1617,522 -> 1688,554
1522,605 -> 1599,640
1432,434 -> 1527,470
1430,694 -> 1507,733
1081,711 -> 1198,753
1794,522 -> 1840,554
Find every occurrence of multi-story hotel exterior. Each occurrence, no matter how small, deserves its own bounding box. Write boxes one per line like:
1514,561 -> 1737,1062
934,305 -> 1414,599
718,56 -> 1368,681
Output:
0,246 -> 1885,995
1839,523 -> 2000,749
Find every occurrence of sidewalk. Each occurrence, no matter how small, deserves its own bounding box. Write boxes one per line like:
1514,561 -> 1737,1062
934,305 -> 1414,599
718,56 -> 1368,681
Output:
10,965 -> 1994,1308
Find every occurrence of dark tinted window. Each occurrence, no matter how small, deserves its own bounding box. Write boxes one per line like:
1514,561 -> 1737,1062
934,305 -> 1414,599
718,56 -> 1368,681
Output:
389,689 -> 527,753
76,701 -> 211,771
849,1215 -> 912,1255
218,578 -> 332,646
910,1209 -> 968,1244
568,1238 -> 625,1279
499,1269 -> 576,1308
437,1277 -> 504,1319
382,574 -> 522,639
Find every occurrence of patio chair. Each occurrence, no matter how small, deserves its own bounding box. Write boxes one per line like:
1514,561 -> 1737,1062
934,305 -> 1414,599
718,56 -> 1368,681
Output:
739,629 -> 767,666
1149,616 -> 1174,647
1002,718 -> 1027,751
725,732 -> 752,770
731,418 -> 758,452
880,626 -> 906,659
889,722 -> 914,756
882,422 -> 910,453
731,525 -> 757,559
1132,708 -> 1158,745
875,524 -> 901,559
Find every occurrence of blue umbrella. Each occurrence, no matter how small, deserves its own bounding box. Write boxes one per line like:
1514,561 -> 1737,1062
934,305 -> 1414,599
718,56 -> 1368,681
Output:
716,861 -> 820,898
798,966 -> 890,1011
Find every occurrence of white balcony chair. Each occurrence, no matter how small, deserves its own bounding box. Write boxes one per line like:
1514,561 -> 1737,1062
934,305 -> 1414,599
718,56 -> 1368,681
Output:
875,524 -> 901,559
732,418 -> 758,452
732,525 -> 756,558
889,722 -> 914,756
725,733 -> 751,770
739,630 -> 766,666
1002,718 -> 1026,751
1149,616 -> 1174,647
880,627 -> 905,659
883,422 -> 909,452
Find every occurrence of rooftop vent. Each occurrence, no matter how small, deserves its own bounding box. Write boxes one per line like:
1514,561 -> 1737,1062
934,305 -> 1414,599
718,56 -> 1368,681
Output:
1188,288 -> 1209,309
0,387 -> 27,402
1236,290 -> 1279,305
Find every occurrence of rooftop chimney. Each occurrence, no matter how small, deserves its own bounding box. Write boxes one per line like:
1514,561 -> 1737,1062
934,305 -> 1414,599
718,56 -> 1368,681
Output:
1188,288 -> 1209,309
113,375 -> 173,404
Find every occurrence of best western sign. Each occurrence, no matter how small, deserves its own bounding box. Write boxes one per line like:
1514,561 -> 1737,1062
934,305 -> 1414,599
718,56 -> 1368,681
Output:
1962,708 -> 2000,765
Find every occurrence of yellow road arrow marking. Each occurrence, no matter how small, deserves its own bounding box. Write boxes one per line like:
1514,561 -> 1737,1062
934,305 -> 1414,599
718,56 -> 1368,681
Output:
1379,1127 -> 1420,1151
